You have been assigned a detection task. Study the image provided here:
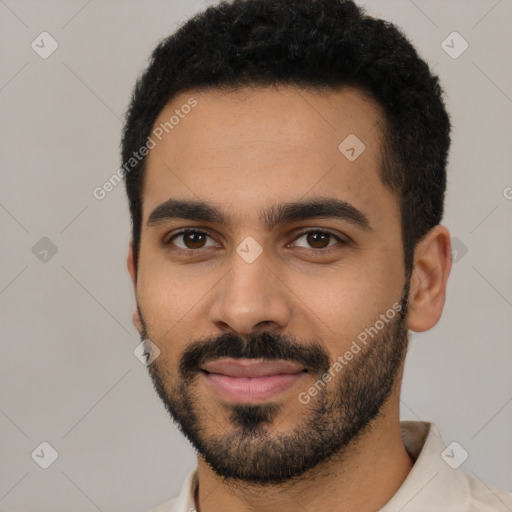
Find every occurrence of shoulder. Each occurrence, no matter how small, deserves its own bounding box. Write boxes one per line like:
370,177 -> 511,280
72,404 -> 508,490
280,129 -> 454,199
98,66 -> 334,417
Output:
462,472 -> 512,511
384,422 -> 512,511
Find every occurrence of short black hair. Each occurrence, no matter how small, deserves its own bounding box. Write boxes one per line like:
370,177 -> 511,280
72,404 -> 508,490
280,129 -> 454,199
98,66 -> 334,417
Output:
121,0 -> 450,276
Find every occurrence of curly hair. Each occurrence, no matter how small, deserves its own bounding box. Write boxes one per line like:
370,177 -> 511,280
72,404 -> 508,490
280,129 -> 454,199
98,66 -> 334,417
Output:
121,0 -> 451,276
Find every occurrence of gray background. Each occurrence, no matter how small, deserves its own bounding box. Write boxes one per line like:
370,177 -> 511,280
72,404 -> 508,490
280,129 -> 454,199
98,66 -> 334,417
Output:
1,0 -> 511,510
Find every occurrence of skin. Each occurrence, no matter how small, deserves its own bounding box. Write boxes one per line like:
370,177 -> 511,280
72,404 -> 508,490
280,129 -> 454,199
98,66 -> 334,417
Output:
127,85 -> 452,512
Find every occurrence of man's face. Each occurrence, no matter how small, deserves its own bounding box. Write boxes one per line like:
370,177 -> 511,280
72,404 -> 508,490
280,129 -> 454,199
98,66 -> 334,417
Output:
130,86 -> 409,484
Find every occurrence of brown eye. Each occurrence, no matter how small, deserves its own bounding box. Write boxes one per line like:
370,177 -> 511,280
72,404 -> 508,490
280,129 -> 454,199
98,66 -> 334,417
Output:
292,230 -> 345,250
167,229 -> 217,251
306,231 -> 330,248
182,232 -> 207,249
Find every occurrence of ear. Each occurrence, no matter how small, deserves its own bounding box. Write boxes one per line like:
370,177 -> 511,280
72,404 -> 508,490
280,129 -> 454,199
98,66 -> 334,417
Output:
127,239 -> 143,333
407,225 -> 452,332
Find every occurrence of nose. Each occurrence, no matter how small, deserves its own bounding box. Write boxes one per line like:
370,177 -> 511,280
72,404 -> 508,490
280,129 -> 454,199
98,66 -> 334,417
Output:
208,249 -> 292,336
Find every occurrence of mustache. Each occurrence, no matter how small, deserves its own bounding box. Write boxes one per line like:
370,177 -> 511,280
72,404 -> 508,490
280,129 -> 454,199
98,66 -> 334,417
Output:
179,331 -> 331,380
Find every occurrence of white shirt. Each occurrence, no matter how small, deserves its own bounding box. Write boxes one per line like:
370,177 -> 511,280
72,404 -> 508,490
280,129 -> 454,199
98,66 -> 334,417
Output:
148,421 -> 512,512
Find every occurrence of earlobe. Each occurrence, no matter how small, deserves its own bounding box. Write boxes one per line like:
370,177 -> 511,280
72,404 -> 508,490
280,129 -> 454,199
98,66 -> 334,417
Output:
407,225 -> 452,332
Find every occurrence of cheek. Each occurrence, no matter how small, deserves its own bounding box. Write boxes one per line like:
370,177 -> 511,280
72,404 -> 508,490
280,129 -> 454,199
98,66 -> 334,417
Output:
137,241 -> 212,314
298,276 -> 378,353
300,261 -> 403,354
135,267 -> 200,357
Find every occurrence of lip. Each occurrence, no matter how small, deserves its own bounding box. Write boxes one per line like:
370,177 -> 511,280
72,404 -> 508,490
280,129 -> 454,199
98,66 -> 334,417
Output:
201,358 -> 307,403
201,358 -> 306,377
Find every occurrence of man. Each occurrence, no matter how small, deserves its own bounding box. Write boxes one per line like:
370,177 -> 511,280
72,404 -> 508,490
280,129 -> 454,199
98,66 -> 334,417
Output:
121,0 -> 512,510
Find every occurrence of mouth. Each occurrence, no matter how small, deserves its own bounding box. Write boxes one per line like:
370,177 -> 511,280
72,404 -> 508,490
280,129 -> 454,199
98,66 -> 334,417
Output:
200,358 -> 308,403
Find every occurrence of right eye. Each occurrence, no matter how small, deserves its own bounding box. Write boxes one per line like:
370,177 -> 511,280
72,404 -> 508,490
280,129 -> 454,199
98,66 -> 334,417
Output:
165,228 -> 220,252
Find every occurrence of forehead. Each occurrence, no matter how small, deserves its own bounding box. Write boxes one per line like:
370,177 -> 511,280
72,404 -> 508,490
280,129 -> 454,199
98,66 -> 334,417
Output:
142,85 -> 398,233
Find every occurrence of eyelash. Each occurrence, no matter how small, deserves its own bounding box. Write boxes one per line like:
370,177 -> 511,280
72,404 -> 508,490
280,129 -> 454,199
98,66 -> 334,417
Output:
164,228 -> 349,255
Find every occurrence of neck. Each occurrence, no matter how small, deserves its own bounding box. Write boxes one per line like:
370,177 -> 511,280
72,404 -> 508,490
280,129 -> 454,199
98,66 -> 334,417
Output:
194,395 -> 414,512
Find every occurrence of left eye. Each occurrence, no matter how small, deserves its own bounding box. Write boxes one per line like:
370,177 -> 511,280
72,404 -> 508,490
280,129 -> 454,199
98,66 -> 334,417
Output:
290,230 -> 344,250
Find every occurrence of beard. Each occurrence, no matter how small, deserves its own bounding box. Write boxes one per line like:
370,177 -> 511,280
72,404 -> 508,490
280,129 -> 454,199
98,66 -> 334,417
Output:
140,280 -> 410,486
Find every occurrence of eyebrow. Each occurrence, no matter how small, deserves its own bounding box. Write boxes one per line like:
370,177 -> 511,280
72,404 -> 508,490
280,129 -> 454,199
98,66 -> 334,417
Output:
146,197 -> 373,232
